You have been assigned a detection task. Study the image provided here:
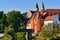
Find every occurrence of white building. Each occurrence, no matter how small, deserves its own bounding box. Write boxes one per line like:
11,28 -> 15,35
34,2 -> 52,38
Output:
44,14 -> 60,25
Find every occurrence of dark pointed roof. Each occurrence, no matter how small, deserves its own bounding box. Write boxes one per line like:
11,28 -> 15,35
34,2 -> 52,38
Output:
30,11 -> 35,14
42,1 -> 45,10
41,1 -> 45,10
36,2 -> 39,11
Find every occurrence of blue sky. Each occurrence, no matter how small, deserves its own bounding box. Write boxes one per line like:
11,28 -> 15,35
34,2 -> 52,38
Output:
0,0 -> 60,13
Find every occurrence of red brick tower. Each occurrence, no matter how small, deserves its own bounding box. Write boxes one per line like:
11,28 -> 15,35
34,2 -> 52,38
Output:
34,12 -> 44,33
29,2 -> 45,33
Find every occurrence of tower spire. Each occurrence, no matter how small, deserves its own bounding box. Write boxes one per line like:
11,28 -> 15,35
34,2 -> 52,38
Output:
41,1 -> 45,11
40,0 -> 45,14
35,1 -> 39,11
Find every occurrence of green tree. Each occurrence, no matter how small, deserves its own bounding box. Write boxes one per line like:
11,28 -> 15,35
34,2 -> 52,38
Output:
4,23 -> 16,40
0,10 -> 26,40
15,32 -> 25,40
0,11 -> 3,19
0,11 -> 8,30
6,10 -> 26,40
1,14 -> 8,30
22,12 -> 27,16
2,35 -> 12,40
7,10 -> 24,30
35,23 -> 60,40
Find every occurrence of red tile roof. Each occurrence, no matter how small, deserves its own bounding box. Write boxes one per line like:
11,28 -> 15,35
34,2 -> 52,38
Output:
47,9 -> 60,14
44,15 -> 57,21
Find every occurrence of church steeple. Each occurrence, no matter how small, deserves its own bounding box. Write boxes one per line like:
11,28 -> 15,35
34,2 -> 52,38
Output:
41,1 -> 45,10
35,2 -> 39,11
40,1 -> 45,14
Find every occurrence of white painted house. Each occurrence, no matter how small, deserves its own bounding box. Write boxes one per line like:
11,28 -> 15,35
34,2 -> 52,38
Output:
44,14 -> 60,25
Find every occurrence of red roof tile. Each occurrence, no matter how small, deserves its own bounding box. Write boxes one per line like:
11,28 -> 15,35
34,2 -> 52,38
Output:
44,15 -> 57,21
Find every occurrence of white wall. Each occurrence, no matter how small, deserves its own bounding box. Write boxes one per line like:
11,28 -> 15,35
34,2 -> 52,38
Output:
27,24 -> 31,29
0,33 -> 4,37
53,14 -> 60,25
44,14 -> 60,25
44,21 -> 53,25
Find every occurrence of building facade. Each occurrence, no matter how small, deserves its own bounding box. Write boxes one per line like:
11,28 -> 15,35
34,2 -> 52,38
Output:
26,2 -> 60,34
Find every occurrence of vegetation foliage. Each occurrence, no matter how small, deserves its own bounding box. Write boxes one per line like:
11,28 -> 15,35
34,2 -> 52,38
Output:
35,23 -> 60,40
0,10 -> 26,40
0,10 -> 60,40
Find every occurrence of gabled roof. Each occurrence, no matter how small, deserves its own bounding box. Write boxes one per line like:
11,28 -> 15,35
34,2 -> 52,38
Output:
44,15 -> 57,21
47,9 -> 60,14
